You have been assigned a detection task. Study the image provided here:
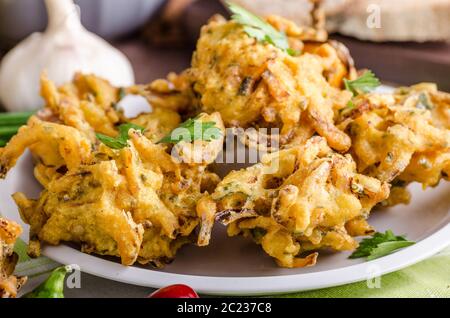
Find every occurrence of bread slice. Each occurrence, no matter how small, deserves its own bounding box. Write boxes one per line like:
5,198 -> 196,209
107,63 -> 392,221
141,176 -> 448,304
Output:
228,0 -> 351,28
329,0 -> 450,42
227,0 -> 450,42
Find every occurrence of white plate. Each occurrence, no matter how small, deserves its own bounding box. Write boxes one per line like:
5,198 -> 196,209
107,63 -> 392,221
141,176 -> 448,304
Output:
1,151 -> 449,295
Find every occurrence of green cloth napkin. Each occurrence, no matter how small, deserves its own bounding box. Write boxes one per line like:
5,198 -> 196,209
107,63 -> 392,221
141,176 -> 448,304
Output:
277,247 -> 450,298
12,239 -> 450,298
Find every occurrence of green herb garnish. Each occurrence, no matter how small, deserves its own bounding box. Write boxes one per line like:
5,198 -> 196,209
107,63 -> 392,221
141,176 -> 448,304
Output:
339,100 -> 356,117
251,227 -> 267,242
416,93 -> 433,110
96,123 -> 145,149
0,111 -> 35,147
118,87 -> 126,100
227,2 -> 298,56
349,230 -> 415,260
0,111 -> 35,126
344,70 -> 380,96
367,241 -> 416,260
159,118 -> 222,144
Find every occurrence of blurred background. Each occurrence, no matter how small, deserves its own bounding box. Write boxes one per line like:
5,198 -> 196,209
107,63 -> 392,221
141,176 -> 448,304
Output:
0,0 -> 449,89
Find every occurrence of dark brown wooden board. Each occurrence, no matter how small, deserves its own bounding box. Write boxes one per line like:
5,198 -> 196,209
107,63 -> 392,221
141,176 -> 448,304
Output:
333,35 -> 450,91
115,35 -> 450,92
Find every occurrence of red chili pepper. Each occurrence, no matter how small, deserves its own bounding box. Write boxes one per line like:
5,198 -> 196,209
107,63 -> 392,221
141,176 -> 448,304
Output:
148,284 -> 199,298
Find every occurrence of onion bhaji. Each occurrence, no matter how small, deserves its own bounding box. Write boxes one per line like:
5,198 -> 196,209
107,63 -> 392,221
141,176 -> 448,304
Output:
338,84 -> 450,205
199,137 -> 389,267
0,218 -> 27,298
187,14 -> 355,152
1,75 -> 224,268
0,116 -> 93,180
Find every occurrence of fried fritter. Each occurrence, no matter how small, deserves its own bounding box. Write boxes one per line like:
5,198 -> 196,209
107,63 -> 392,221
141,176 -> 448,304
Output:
187,14 -> 353,151
14,160 -> 145,265
339,84 -> 450,187
338,84 -> 450,206
201,137 -> 389,267
41,72 -> 191,147
170,112 -> 225,166
0,218 -> 27,298
128,107 -> 181,143
40,73 -> 121,141
0,116 -> 92,179
128,72 -> 194,114
6,110 -> 224,267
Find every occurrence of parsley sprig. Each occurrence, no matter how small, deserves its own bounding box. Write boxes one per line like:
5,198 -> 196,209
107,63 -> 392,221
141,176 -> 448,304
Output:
227,2 -> 299,56
96,123 -> 145,149
416,93 -> 433,110
159,117 -> 222,144
344,70 -> 380,96
341,70 -> 381,116
349,230 -> 415,261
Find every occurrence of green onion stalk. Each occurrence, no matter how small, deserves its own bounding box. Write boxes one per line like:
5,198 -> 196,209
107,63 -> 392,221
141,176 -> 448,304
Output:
0,111 -> 34,146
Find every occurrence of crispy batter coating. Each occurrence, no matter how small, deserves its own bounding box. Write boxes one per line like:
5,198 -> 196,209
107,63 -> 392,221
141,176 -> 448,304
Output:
40,72 -> 190,146
128,72 -> 194,114
171,112 -> 225,166
340,84 -> 450,188
187,14 -> 353,151
337,84 -> 450,206
14,160 -> 145,265
0,218 -> 27,298
41,73 -> 121,141
128,107 -> 181,143
0,116 -> 92,179
202,137 -> 389,267
4,82 -> 224,267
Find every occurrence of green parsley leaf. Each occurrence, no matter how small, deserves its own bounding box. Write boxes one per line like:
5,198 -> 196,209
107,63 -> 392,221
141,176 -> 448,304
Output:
118,87 -> 126,100
118,123 -> 144,138
159,118 -> 222,144
344,70 -> 380,96
367,241 -> 415,260
416,93 -> 433,110
96,123 -> 145,149
96,134 -> 127,149
227,2 -> 298,56
286,48 -> 301,57
349,230 -> 415,260
251,227 -> 267,242
339,100 -> 356,117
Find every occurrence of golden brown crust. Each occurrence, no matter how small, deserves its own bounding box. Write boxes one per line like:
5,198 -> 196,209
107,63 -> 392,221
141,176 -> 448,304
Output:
187,15 -> 353,151
206,137 -> 390,267
5,71 -> 225,267
0,218 -> 26,298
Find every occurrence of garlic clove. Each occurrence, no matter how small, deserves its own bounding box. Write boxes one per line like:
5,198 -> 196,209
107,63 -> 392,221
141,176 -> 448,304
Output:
0,0 -> 135,112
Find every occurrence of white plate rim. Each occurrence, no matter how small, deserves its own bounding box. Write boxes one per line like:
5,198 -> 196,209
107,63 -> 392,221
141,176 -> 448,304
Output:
40,223 -> 449,296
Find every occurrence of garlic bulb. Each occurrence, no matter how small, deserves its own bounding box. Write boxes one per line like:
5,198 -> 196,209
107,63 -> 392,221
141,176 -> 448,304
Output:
0,0 -> 135,111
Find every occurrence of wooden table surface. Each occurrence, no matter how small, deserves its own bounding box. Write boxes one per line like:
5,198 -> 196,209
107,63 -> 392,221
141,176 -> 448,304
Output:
115,35 -> 450,91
